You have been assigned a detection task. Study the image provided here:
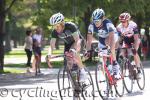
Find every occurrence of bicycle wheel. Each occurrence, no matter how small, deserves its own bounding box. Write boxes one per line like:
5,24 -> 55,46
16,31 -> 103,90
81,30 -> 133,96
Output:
137,63 -> 145,90
58,67 -> 73,100
95,63 -> 109,100
80,67 -> 95,100
122,60 -> 133,93
115,57 -> 124,97
115,58 -> 124,97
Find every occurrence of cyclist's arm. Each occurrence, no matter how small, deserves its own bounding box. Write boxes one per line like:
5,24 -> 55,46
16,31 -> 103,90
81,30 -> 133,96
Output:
86,33 -> 93,51
72,31 -> 81,52
106,23 -> 116,50
134,34 -> 140,50
48,38 -> 56,55
86,24 -> 94,51
107,31 -> 115,48
133,25 -> 140,50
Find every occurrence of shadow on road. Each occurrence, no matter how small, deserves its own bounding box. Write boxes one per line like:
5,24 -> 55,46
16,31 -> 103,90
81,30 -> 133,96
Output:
125,91 -> 144,97
0,73 -> 58,87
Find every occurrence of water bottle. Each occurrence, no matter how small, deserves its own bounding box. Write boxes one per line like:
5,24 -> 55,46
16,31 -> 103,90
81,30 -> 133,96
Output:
108,65 -> 113,75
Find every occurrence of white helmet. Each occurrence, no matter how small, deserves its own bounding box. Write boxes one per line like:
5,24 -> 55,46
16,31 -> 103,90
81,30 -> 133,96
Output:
49,13 -> 64,25
92,8 -> 105,21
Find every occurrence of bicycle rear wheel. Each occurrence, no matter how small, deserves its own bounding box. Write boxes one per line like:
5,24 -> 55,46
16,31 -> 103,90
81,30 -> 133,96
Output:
95,63 -> 109,100
122,60 -> 133,93
58,67 -> 73,100
137,63 -> 145,90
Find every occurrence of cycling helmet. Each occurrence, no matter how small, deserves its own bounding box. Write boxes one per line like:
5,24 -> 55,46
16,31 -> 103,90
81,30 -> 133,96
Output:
92,8 -> 105,21
49,13 -> 64,25
119,12 -> 131,22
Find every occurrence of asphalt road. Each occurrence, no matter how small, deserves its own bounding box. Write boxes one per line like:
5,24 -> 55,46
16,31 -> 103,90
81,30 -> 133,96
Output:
0,61 -> 150,100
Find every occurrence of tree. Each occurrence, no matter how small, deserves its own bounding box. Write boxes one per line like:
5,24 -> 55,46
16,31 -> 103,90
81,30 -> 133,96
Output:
0,0 -> 16,71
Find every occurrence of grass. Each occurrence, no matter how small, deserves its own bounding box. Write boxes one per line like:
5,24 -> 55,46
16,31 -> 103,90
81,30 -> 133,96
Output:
4,61 -> 64,68
4,45 -> 98,73
0,68 -> 26,74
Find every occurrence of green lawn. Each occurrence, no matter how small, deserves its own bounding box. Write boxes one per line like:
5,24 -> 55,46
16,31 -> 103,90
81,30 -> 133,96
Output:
4,45 -> 97,73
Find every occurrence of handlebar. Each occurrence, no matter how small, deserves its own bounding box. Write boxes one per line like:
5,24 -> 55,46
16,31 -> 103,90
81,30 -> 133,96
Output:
46,51 -> 74,60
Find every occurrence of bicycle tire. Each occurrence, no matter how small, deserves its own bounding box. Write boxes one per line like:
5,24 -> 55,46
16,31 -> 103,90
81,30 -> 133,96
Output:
137,63 -> 145,90
58,67 -> 73,100
122,60 -> 133,93
80,67 -> 95,100
115,57 -> 124,97
95,63 -> 109,100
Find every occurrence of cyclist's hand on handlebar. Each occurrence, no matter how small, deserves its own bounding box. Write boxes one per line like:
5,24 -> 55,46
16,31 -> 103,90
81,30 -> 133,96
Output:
84,50 -> 91,57
83,50 -> 91,60
65,48 -> 77,58
69,48 -> 77,55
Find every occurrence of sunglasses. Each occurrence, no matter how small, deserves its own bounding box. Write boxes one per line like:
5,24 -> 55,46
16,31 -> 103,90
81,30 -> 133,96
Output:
54,23 -> 61,29
120,20 -> 127,23
93,19 -> 102,24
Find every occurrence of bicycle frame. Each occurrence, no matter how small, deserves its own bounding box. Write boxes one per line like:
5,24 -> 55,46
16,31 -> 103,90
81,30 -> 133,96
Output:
48,52 -> 85,98
99,53 -> 116,85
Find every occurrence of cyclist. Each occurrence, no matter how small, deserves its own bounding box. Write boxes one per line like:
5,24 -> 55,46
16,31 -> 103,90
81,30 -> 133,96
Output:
117,12 -> 141,78
86,8 -> 121,79
48,12 -> 87,82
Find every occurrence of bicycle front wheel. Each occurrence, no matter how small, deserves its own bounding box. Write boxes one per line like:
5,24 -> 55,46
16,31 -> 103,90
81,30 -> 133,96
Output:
122,60 -> 133,93
137,63 -> 145,90
79,67 -> 95,100
95,63 -> 109,100
58,67 -> 73,100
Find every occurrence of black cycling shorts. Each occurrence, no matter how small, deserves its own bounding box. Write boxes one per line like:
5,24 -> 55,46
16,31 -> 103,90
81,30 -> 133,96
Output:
64,41 -> 74,52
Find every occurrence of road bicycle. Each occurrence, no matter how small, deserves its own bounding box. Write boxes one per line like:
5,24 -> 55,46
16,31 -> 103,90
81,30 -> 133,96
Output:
95,47 -> 124,100
118,44 -> 145,93
46,51 -> 94,100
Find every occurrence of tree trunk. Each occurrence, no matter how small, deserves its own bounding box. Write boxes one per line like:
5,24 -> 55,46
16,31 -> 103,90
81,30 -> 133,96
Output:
13,39 -> 17,48
5,33 -> 11,52
0,0 -> 6,71
83,7 -> 91,39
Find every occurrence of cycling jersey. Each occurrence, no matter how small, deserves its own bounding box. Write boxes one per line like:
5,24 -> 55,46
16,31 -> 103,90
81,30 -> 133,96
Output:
88,19 -> 118,48
117,21 -> 139,45
51,22 -> 80,51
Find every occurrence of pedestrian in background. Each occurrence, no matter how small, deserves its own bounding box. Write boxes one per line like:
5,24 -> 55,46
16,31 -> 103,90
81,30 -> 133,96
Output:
140,29 -> 148,60
24,29 -> 33,66
29,27 -> 43,73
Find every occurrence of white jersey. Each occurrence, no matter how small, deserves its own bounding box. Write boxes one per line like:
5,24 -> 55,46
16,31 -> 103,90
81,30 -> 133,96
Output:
117,21 -> 138,37
33,34 -> 42,43
88,19 -> 118,38
88,19 -> 119,48
32,34 -> 42,47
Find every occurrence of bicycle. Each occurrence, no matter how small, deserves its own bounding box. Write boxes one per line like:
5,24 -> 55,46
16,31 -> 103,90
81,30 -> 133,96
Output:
95,47 -> 124,100
47,51 -> 94,100
118,44 -> 145,93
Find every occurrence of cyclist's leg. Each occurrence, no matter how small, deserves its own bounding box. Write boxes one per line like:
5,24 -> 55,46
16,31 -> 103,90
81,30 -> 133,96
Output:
106,33 -> 121,78
73,52 -> 87,82
67,40 -> 87,82
133,40 -> 141,70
